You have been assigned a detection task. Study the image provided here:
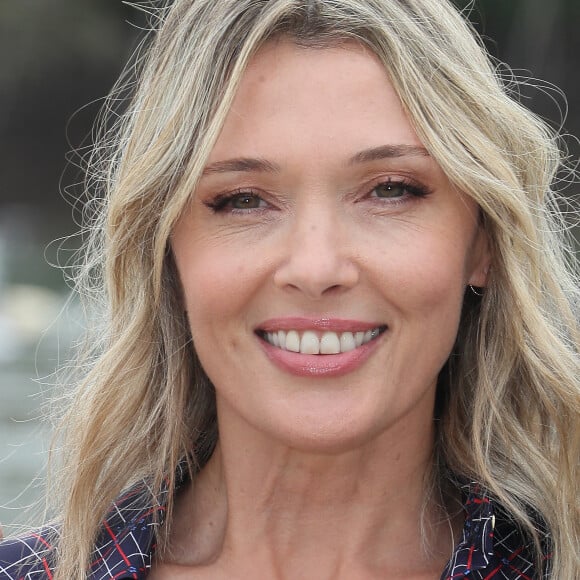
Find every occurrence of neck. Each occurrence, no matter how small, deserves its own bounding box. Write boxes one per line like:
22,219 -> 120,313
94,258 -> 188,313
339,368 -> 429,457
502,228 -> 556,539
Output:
168,410 -> 458,578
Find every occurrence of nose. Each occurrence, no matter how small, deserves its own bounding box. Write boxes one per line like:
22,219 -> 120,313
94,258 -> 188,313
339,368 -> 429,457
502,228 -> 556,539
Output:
273,208 -> 359,299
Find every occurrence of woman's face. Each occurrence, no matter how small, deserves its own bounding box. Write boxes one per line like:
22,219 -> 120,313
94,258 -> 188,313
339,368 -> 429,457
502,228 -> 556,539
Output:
172,40 -> 489,453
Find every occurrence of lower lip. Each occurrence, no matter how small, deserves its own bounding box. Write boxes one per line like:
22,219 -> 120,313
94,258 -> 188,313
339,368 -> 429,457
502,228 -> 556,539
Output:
258,333 -> 384,378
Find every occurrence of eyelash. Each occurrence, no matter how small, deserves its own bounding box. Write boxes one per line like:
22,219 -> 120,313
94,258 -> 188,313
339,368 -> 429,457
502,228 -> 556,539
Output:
367,178 -> 430,202
204,178 -> 431,214
204,189 -> 269,213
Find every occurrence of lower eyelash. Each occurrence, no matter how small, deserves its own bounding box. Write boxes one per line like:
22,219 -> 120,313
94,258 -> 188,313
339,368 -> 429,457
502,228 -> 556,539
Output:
205,196 -> 233,212
204,190 -> 258,212
203,180 -> 431,213
405,183 -> 430,197
384,179 -> 429,197
369,179 -> 431,202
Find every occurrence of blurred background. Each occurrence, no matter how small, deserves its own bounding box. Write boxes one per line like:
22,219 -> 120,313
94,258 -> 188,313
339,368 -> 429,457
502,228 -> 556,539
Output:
0,0 -> 578,533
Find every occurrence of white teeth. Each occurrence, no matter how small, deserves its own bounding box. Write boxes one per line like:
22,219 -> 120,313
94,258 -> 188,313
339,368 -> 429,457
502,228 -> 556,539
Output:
300,331 -> 320,354
285,330 -> 300,352
263,327 -> 383,354
278,330 -> 286,350
320,332 -> 341,354
340,332 -> 356,352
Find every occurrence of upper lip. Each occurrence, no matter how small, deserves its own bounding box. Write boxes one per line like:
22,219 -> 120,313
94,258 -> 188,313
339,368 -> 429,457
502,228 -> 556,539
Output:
256,317 -> 385,333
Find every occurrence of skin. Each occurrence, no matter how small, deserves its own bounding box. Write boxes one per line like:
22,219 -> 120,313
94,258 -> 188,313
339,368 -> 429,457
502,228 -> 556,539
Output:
155,39 -> 490,579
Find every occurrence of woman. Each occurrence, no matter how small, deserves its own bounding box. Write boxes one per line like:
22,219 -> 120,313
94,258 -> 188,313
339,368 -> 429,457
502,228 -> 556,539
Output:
0,0 -> 578,578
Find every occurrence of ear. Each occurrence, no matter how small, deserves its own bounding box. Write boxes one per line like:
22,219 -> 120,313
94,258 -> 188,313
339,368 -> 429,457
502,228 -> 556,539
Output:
467,225 -> 491,288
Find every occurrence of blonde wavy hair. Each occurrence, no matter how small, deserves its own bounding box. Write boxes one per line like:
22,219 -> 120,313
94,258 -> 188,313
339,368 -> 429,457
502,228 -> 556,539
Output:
48,0 -> 579,578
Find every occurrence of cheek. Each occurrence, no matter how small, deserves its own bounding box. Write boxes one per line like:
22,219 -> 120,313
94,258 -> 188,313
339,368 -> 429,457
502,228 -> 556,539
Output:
370,227 -> 472,360
377,235 -> 469,308
176,251 -> 244,376
174,241 -> 263,336
180,255 -> 232,318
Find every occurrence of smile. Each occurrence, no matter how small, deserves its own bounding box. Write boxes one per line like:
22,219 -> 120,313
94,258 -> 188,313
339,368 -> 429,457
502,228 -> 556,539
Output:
259,327 -> 386,355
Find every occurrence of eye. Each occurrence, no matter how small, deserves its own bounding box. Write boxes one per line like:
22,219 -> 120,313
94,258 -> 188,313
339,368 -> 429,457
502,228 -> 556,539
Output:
205,191 -> 268,213
229,193 -> 264,210
369,179 -> 429,200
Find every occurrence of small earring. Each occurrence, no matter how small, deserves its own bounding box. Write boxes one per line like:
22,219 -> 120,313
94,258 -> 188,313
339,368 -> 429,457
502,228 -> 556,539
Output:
468,284 -> 485,297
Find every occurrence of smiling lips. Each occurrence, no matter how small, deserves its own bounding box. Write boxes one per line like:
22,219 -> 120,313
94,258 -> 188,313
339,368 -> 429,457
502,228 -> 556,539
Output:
260,328 -> 384,354
256,319 -> 387,377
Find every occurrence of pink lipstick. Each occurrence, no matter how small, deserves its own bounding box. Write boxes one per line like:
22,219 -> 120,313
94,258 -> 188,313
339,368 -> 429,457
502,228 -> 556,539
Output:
256,317 -> 386,377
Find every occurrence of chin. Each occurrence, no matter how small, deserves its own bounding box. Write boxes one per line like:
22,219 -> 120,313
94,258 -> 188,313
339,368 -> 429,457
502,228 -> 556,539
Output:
263,405 -> 390,455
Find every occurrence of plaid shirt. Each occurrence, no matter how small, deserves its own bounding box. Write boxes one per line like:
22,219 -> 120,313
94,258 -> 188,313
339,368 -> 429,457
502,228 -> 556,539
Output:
0,478 -> 550,579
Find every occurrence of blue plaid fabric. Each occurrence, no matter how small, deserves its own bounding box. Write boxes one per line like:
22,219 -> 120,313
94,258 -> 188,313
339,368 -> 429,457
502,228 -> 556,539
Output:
0,479 -> 550,579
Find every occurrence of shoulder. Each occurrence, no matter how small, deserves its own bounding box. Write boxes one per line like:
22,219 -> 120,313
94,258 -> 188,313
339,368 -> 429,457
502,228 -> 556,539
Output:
0,472 -> 179,580
0,527 -> 57,579
490,505 -> 552,580
443,482 -> 551,580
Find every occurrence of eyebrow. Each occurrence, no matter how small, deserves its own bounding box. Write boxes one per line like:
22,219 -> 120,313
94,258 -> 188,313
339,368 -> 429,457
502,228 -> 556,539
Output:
202,157 -> 281,175
201,144 -> 430,176
348,144 -> 430,164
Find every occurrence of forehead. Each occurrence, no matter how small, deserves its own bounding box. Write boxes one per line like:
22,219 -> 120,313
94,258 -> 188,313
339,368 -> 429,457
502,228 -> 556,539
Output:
208,39 -> 424,164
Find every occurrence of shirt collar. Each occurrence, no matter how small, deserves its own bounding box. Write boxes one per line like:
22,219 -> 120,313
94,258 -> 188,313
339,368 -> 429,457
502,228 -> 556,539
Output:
89,478 -> 170,579
88,476 -> 498,579
440,481 -> 496,577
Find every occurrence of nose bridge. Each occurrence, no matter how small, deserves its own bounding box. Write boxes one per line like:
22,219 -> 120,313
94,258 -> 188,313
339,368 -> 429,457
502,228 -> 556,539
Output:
274,199 -> 358,297
297,202 -> 335,251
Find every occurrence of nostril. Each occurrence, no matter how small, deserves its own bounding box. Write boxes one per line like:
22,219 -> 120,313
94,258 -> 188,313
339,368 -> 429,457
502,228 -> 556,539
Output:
322,284 -> 343,295
273,228 -> 360,297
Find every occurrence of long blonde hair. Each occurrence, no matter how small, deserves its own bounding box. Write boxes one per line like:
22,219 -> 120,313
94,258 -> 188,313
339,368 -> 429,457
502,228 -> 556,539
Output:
50,0 -> 579,577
